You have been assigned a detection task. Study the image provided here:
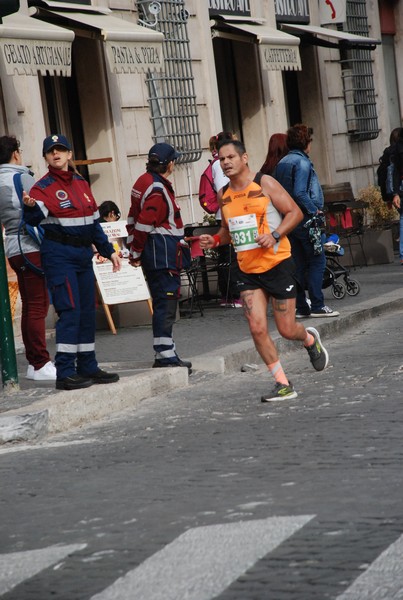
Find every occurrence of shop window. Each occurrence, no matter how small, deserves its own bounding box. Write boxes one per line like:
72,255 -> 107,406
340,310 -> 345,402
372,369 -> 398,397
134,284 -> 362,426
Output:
39,71 -> 89,181
137,0 -> 202,164
340,0 -> 379,141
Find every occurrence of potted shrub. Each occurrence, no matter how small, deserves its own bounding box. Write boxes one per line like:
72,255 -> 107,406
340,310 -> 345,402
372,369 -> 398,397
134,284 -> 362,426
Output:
356,184 -> 399,265
358,184 -> 399,229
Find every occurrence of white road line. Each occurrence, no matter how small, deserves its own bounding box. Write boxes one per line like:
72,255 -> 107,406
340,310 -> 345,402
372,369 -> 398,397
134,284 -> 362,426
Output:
90,515 -> 314,600
335,533 -> 403,599
0,544 -> 87,595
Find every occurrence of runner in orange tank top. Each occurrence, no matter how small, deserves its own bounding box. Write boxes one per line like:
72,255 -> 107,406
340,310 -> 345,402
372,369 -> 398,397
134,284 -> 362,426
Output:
221,173 -> 291,274
199,140 -> 330,402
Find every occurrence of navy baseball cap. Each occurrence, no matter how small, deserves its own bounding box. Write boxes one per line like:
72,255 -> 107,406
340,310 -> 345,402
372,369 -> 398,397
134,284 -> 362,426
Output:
148,143 -> 180,165
42,134 -> 71,155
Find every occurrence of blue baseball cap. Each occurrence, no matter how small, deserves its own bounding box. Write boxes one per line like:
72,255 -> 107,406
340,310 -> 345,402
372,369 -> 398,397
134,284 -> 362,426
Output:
148,143 -> 180,165
326,233 -> 340,245
42,134 -> 71,155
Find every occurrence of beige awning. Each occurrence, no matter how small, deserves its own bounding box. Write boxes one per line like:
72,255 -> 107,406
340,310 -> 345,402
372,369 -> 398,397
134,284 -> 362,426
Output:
281,23 -> 380,50
0,12 -> 73,76
31,4 -> 164,74
211,19 -> 301,71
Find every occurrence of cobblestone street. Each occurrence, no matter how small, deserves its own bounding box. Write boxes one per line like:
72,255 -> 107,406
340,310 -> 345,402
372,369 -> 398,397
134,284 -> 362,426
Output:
1,309 -> 403,599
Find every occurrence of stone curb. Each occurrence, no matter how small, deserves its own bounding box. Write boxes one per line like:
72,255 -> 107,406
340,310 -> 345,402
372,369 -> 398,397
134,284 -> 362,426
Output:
1,290 -> 402,444
0,411 -> 49,444
190,290 -> 403,373
0,368 -> 188,444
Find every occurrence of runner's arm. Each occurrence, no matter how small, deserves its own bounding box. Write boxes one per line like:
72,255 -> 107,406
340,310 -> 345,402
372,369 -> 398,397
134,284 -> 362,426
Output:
199,189 -> 231,249
255,175 -> 303,248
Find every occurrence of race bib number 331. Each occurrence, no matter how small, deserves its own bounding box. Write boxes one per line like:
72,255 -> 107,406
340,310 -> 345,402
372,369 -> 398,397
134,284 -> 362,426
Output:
228,213 -> 259,252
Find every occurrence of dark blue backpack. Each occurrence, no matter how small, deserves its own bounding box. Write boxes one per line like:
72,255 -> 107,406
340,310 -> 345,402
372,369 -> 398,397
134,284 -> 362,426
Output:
14,172 -> 45,275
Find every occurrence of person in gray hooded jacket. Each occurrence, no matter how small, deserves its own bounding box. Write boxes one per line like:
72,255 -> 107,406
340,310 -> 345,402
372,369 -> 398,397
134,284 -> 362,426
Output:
0,135 -> 55,381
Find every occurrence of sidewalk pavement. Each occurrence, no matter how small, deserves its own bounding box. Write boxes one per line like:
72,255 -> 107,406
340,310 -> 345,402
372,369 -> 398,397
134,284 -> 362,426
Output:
1,260 -> 402,444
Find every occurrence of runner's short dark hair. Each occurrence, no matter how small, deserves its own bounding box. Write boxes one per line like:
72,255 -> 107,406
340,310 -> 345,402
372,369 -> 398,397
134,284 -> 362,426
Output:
217,139 -> 246,156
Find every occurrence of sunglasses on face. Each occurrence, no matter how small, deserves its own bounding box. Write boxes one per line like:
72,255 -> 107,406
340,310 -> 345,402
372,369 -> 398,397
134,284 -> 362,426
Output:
48,145 -> 69,153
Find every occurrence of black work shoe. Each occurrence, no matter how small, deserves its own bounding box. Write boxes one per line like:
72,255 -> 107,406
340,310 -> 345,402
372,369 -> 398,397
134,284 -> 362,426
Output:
56,375 -> 93,391
152,359 -> 192,374
173,354 -> 192,369
176,357 -> 192,369
87,369 -> 120,384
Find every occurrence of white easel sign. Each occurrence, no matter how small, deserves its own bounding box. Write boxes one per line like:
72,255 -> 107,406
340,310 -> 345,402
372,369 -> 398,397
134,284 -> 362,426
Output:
93,220 -> 151,305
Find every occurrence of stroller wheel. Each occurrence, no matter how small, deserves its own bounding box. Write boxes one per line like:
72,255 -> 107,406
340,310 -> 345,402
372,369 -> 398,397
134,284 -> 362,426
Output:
346,278 -> 360,296
332,282 -> 346,299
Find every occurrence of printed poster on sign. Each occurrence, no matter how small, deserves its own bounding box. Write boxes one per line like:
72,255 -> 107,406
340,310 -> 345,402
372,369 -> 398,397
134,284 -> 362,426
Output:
93,220 -> 150,305
228,213 -> 259,252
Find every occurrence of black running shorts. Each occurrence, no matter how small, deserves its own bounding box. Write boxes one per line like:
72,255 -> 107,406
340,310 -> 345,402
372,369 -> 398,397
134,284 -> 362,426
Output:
235,257 -> 298,299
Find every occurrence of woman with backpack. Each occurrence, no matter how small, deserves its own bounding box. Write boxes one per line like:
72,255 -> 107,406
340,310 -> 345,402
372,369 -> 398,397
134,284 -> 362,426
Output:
0,135 -> 56,381
204,131 -> 242,308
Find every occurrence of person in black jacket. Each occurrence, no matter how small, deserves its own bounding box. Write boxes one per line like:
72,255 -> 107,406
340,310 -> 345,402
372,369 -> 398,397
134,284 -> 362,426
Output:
387,128 -> 403,264
377,127 -> 403,203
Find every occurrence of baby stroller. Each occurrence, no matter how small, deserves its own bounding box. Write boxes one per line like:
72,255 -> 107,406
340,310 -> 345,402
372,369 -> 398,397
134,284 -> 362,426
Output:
323,235 -> 361,300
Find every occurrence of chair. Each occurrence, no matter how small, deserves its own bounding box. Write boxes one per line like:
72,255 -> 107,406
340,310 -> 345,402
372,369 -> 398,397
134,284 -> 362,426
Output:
342,218 -> 368,268
180,224 -> 233,315
323,183 -> 368,267
180,236 -> 205,317
181,260 -> 204,317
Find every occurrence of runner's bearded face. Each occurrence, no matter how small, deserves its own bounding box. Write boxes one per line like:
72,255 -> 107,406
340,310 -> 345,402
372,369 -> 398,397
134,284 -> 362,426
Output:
218,146 -> 246,179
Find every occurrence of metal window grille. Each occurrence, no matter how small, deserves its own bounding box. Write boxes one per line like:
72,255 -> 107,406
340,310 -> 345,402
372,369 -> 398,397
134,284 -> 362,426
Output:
49,0 -> 91,3
340,0 -> 379,141
137,0 -> 202,164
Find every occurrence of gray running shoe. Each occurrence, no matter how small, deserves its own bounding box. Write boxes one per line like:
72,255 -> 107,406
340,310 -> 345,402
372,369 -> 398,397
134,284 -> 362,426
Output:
261,381 -> 298,403
305,326 -> 329,371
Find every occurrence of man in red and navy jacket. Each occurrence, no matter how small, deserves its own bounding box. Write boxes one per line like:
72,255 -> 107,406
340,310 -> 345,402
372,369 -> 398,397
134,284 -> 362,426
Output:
126,143 -> 192,372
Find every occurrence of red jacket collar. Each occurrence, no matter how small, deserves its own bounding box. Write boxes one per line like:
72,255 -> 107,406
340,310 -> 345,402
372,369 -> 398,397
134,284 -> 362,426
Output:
48,165 -> 75,184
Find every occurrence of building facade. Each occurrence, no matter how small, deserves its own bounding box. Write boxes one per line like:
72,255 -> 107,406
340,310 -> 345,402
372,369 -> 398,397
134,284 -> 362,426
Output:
0,0 -> 402,226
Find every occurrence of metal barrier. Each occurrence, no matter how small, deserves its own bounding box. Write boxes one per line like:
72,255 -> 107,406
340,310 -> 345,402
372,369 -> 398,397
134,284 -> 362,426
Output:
0,223 -> 19,390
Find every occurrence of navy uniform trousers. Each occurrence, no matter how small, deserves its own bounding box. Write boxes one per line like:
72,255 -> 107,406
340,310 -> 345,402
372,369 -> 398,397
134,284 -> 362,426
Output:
42,241 -> 99,379
145,269 -> 181,363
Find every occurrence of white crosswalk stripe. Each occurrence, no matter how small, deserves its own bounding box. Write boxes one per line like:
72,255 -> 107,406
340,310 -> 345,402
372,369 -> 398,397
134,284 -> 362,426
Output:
3,523 -> 403,599
335,533 -> 403,600
89,515 -> 314,600
0,544 -> 86,595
